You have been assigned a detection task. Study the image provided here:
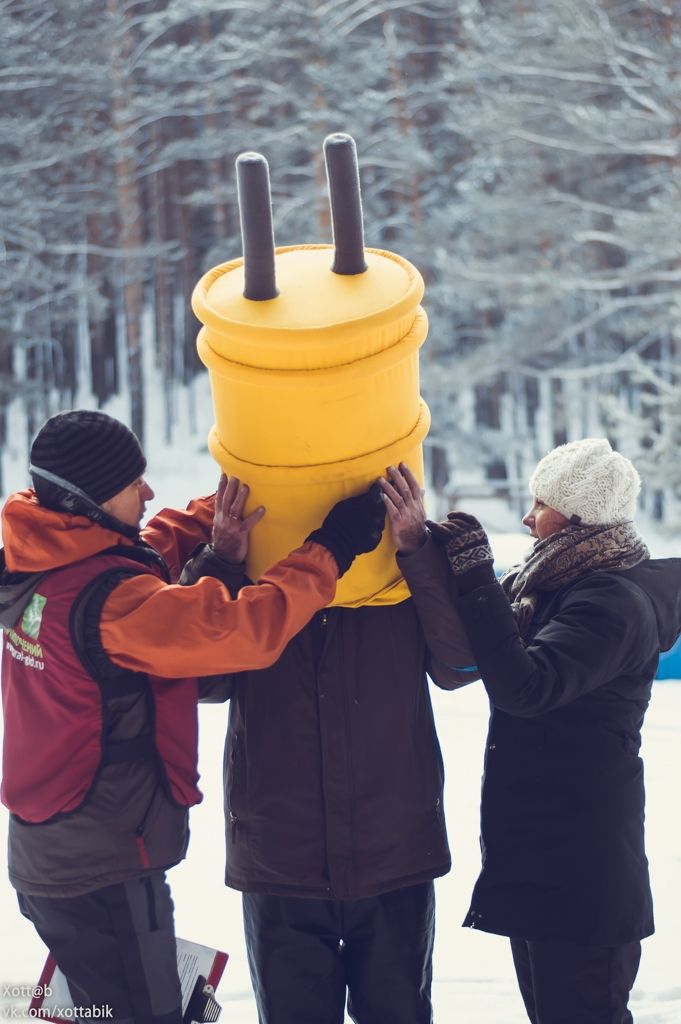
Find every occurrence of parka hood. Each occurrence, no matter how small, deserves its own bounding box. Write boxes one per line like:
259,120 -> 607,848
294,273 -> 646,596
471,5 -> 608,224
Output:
1,490 -> 134,575
0,490 -> 137,630
621,558 -> 681,653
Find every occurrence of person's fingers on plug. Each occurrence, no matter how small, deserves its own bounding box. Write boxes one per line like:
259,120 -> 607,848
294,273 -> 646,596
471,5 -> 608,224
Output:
386,464 -> 408,494
381,496 -> 403,537
383,496 -> 401,526
386,465 -> 412,502
242,504 -> 266,531
230,482 -> 250,518
398,462 -> 423,501
378,476 -> 402,513
216,475 -> 239,518
223,475 -> 241,508
215,473 -> 229,508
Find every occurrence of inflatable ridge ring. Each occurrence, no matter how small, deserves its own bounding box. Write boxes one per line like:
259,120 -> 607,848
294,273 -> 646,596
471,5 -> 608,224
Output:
192,133 -> 430,608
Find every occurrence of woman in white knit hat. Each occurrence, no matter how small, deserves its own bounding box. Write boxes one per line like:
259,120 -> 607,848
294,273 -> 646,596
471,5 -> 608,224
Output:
380,443 -> 681,1024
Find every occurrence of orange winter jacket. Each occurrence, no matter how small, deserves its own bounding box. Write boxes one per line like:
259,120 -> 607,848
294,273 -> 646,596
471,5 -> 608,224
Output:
0,488 -> 337,896
2,489 -> 338,677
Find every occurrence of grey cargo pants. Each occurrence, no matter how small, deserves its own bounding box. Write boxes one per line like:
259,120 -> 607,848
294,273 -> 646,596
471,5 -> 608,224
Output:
18,871 -> 183,1024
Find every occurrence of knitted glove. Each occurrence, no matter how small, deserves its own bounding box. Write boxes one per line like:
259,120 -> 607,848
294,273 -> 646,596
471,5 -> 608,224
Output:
428,511 -> 495,594
307,483 -> 386,577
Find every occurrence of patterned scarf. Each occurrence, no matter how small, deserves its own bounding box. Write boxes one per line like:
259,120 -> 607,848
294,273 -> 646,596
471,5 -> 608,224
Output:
500,522 -> 649,637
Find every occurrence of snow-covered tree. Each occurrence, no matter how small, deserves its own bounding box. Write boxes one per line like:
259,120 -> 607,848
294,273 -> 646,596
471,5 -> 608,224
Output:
2,0 -> 680,520
421,0 -> 681,506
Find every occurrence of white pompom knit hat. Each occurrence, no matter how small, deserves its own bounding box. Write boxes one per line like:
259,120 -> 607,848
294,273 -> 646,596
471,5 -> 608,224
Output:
529,438 -> 641,525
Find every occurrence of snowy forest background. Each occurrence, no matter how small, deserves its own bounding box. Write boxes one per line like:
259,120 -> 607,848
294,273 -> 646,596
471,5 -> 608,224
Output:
2,0 -> 681,524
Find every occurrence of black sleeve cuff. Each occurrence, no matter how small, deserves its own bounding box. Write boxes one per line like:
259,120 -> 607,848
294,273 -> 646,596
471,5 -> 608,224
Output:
306,530 -> 349,577
179,543 -> 249,596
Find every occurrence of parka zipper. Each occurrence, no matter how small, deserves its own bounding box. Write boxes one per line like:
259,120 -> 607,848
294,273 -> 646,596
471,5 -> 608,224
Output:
136,827 -> 151,868
228,734 -> 239,842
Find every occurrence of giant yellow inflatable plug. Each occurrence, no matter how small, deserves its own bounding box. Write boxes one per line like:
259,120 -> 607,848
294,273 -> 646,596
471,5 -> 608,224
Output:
192,134 -> 430,607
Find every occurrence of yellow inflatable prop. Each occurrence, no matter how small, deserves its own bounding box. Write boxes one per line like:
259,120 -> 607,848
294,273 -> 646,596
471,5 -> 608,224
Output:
192,134 -> 430,607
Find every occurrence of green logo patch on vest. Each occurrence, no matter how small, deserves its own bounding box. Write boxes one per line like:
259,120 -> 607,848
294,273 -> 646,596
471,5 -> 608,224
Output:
21,593 -> 47,639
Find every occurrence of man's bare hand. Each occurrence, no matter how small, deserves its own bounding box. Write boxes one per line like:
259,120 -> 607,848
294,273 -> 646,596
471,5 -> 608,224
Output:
378,463 -> 428,555
212,474 -> 265,563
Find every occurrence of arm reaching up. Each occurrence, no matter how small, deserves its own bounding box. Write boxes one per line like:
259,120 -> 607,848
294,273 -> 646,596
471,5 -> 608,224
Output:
379,463 -> 480,688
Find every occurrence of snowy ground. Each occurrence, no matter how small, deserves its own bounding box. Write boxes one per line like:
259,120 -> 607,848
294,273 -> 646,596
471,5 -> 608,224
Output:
1,406 -> 680,1021
1,682 -> 679,1022
147,679 -> 681,1023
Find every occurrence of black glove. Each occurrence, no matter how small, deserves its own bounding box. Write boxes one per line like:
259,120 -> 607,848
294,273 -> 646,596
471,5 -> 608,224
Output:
178,543 -> 248,598
428,511 -> 495,594
307,483 -> 386,577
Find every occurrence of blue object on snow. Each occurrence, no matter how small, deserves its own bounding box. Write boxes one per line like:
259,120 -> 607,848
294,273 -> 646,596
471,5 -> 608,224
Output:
657,637 -> 681,681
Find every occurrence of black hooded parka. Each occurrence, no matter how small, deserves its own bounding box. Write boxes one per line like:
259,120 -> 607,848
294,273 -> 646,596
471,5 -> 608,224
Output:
457,558 -> 681,945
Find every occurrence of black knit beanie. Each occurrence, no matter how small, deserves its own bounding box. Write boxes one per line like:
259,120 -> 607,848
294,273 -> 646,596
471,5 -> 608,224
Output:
30,410 -> 146,507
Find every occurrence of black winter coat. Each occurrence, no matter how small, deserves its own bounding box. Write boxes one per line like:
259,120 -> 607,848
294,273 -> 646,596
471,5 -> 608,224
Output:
191,536 -> 477,900
458,558 -> 681,945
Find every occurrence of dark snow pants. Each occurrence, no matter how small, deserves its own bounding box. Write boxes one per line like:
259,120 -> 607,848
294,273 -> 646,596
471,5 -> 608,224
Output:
243,881 -> 435,1024
18,871 -> 183,1024
510,937 -> 642,1024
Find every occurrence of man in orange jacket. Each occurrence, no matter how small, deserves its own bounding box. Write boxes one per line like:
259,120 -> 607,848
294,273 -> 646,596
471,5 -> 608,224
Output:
0,409 -> 385,1024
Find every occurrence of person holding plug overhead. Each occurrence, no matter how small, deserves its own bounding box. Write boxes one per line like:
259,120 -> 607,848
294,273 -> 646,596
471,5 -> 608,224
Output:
381,442 -> 681,1024
0,408 -> 385,1024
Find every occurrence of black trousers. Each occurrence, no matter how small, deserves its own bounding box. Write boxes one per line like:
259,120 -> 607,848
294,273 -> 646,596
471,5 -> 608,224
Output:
242,881 -> 435,1024
19,872 -> 183,1024
510,937 -> 642,1024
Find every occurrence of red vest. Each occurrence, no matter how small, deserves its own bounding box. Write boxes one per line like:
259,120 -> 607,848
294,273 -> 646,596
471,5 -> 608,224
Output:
1,550 -> 201,823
